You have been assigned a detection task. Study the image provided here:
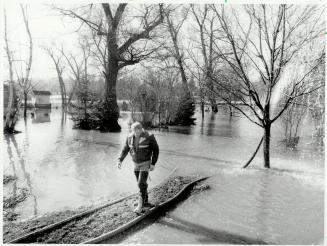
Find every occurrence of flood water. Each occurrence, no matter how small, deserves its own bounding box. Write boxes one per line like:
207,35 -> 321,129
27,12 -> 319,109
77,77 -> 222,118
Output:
3,107 -> 324,244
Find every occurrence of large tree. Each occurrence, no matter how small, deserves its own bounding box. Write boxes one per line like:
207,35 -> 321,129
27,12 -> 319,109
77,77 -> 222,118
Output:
56,4 -> 165,131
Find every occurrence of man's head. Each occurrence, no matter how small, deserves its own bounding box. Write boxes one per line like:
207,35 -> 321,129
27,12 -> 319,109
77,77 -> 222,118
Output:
131,122 -> 143,137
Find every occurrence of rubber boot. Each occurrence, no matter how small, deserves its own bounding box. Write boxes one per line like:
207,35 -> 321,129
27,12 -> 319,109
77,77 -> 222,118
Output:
143,193 -> 154,208
134,195 -> 143,213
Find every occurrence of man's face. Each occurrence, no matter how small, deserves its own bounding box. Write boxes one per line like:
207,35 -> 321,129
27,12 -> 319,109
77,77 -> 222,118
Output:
133,128 -> 142,137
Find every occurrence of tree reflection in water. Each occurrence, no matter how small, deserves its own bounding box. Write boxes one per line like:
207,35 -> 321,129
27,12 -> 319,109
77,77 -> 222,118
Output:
6,132 -> 38,217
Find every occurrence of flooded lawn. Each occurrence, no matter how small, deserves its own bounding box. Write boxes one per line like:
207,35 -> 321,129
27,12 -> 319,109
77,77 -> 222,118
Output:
3,107 -> 324,244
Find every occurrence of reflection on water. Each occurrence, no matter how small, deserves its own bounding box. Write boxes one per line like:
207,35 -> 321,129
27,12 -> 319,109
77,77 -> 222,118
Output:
206,113 -> 216,137
3,107 -> 324,243
5,137 -> 18,198
5,132 -> 38,217
31,109 -> 51,124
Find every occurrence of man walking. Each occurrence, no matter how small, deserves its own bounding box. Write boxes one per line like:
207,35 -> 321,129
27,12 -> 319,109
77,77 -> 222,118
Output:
117,122 -> 159,213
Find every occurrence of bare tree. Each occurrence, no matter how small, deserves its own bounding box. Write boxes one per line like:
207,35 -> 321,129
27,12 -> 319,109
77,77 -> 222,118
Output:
189,64 -> 207,120
126,77 -> 141,122
165,7 -> 189,88
15,4 -> 33,118
144,67 -> 179,126
4,9 -> 19,133
44,47 -> 67,108
191,4 -> 220,113
164,6 -> 196,126
214,66 -> 245,116
144,69 -> 163,125
61,37 -> 93,107
141,56 -> 181,124
194,5 -> 324,168
55,4 -> 165,131
148,61 -> 180,124
163,69 -> 180,124
60,42 -> 94,130
61,53 -> 80,108
135,84 -> 157,128
279,50 -> 324,148
279,91 -> 307,148
307,60 -> 325,145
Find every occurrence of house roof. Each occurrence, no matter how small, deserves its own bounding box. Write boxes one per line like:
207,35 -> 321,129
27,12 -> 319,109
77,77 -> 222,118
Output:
33,90 -> 51,96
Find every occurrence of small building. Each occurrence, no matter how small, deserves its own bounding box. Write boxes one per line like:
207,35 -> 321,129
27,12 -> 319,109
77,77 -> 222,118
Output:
32,90 -> 51,108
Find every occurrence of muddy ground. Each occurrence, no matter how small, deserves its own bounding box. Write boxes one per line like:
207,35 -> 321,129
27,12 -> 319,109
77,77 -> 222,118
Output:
3,175 -> 208,243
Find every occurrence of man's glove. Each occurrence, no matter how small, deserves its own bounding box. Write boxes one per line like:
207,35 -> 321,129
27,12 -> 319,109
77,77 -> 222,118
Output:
149,164 -> 155,171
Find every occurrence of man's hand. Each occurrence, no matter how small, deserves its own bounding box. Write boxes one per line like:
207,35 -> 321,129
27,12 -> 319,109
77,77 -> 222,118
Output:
149,164 -> 155,171
117,160 -> 122,169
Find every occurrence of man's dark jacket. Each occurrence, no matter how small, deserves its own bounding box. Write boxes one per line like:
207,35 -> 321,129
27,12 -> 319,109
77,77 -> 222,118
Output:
118,130 -> 159,165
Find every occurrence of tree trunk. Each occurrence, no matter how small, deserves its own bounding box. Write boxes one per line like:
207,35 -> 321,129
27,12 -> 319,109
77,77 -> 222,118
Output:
263,122 -> 271,168
209,90 -> 218,113
201,101 -> 204,120
63,85 -> 67,108
101,55 -> 121,132
228,93 -> 233,116
194,7 -> 218,115
60,87 -> 64,108
67,81 -> 78,106
177,57 -> 188,87
24,92 -> 27,118
211,103 -> 218,113
60,80 -> 66,109
4,10 -> 18,134
5,83 -> 14,127
166,14 -> 188,89
158,101 -> 161,125
54,66 -> 66,109
5,82 -> 17,133
84,100 -> 87,119
61,109 -> 66,126
206,71 -> 218,113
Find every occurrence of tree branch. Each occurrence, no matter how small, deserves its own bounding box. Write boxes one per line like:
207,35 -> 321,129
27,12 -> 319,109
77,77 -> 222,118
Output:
118,4 -> 164,54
